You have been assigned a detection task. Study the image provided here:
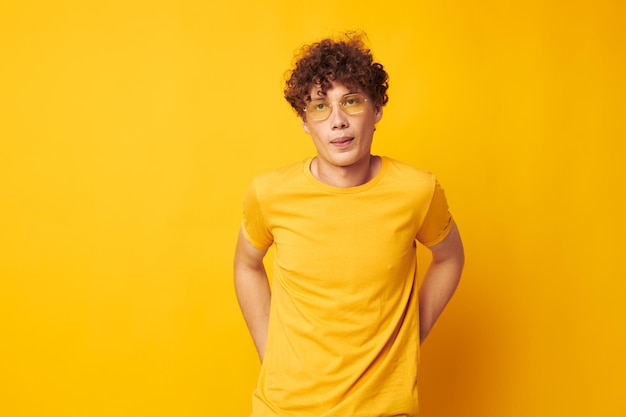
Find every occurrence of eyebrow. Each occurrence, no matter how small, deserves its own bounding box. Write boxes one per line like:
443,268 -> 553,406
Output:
309,92 -> 361,102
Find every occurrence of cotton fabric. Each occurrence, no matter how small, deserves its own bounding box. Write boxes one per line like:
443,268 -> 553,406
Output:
242,156 -> 453,417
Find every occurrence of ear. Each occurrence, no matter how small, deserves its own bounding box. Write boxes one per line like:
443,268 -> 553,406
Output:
374,105 -> 383,123
302,116 -> 310,134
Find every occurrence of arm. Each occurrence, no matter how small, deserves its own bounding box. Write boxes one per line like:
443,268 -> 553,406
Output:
234,227 -> 271,361
419,221 -> 465,344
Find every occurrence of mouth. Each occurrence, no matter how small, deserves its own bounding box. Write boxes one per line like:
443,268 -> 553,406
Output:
330,137 -> 354,148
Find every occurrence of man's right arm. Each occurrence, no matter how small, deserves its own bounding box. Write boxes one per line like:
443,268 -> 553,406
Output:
234,227 -> 270,362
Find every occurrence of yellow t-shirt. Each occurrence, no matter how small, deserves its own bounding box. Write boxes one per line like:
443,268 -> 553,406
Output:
242,156 -> 453,417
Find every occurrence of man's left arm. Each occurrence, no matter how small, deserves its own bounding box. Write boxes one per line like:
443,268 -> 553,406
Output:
419,221 -> 465,343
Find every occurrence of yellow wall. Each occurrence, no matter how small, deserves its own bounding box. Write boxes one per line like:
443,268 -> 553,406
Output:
1,1 -> 624,415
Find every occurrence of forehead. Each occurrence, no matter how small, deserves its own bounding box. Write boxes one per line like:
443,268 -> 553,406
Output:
309,81 -> 360,100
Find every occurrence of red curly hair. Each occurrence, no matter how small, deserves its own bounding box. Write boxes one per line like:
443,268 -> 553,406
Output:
284,33 -> 389,118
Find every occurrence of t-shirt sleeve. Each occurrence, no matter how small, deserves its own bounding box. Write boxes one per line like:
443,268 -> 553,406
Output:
416,180 -> 454,247
241,179 -> 274,250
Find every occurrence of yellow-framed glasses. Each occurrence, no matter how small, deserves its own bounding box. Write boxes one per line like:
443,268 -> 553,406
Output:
304,93 -> 369,121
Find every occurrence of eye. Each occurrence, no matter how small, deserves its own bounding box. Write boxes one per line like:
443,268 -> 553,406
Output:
343,95 -> 364,107
307,101 -> 328,112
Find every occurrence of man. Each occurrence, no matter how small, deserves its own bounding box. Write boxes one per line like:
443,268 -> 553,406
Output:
234,33 -> 464,417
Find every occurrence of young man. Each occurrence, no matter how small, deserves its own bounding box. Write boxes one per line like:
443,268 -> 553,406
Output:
234,34 -> 464,417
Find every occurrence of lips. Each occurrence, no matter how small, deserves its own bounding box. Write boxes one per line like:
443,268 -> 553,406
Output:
330,137 -> 354,147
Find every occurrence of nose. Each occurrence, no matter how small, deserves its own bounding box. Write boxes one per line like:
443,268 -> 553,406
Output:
329,105 -> 349,129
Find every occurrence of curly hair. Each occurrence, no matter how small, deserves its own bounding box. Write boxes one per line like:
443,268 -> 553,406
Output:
284,33 -> 389,118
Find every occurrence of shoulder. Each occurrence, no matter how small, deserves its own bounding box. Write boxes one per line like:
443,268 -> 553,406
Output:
248,159 -> 310,200
381,156 -> 437,191
252,159 -> 306,185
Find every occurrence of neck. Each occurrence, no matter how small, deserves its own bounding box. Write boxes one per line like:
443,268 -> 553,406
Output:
311,155 -> 380,188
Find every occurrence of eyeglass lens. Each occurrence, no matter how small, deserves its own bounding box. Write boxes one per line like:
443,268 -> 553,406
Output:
305,94 -> 367,121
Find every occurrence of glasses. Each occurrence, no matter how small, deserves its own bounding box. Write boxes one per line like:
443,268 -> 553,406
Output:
303,93 -> 369,121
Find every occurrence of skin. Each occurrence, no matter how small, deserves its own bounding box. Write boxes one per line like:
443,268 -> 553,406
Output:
234,81 -> 464,360
419,222 -> 464,343
302,82 -> 383,188
233,228 -> 270,361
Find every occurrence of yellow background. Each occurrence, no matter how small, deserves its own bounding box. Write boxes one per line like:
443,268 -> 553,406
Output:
1,0 -> 624,416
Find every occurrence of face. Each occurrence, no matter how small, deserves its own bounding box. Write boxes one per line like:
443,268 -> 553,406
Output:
302,82 -> 382,172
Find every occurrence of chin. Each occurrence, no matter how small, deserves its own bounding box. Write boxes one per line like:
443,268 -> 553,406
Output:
332,155 -> 365,168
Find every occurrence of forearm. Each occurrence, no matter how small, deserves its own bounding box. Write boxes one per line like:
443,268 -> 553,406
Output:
418,258 -> 462,343
418,223 -> 464,343
234,264 -> 271,361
